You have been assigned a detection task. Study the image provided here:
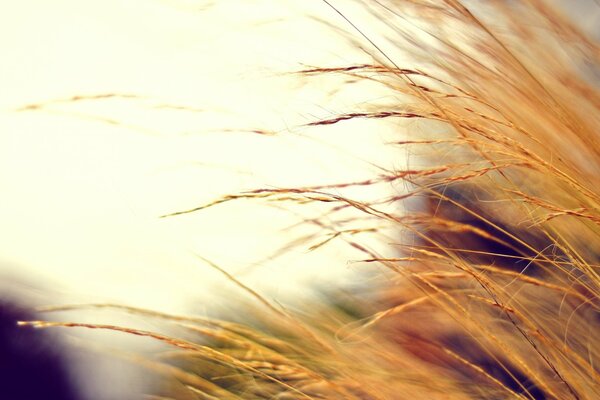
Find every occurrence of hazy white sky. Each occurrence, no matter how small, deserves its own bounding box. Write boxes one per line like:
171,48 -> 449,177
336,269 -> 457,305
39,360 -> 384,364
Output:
0,0 -> 402,313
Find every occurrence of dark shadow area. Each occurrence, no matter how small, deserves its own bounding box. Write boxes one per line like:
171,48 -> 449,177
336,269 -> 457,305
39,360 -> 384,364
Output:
0,300 -> 83,400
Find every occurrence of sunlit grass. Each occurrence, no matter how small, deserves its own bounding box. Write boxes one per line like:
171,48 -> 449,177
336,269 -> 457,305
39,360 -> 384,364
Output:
16,1 -> 600,399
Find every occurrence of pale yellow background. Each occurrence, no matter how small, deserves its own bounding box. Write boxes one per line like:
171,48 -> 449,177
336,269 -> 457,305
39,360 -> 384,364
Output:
0,0 -> 400,314
0,2 -> 405,397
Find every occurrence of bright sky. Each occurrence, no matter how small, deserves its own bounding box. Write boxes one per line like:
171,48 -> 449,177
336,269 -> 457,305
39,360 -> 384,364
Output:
0,0 -> 403,315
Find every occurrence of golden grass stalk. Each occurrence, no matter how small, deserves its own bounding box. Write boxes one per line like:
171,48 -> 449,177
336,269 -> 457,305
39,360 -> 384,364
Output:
20,1 -> 600,399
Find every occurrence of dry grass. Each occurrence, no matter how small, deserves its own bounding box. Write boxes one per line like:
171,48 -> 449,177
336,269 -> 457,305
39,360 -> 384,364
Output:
18,1 -> 600,399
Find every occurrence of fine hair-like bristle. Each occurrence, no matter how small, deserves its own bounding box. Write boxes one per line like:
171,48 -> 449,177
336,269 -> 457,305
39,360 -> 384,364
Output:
19,1 -> 600,399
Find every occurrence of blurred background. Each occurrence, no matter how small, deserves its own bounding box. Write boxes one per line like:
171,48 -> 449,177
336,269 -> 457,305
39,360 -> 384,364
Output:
0,1 -> 401,398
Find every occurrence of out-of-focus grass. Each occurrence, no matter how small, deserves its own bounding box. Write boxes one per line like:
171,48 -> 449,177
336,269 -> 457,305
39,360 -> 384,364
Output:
18,1 -> 600,399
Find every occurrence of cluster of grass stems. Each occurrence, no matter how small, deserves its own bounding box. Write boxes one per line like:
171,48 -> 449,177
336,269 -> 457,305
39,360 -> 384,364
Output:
19,1 -> 600,399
